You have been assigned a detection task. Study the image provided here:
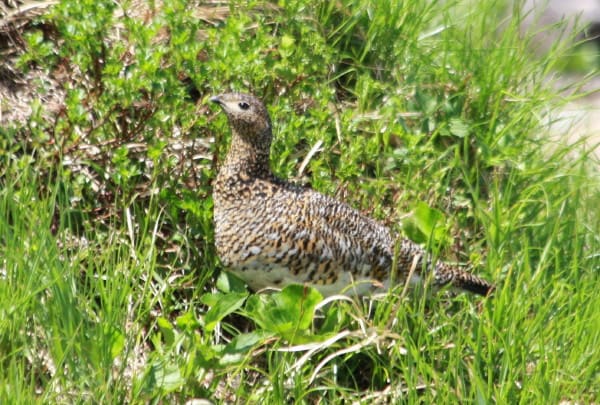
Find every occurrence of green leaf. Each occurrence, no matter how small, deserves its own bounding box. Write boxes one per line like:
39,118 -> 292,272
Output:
104,326 -> 125,359
281,34 -> 295,49
414,201 -> 445,236
175,311 -> 201,331
194,343 -> 220,369
244,284 -> 322,343
277,284 -> 322,330
201,292 -> 248,332
156,317 -> 176,346
219,330 -> 273,366
403,202 -> 450,249
320,301 -> 348,334
146,360 -> 184,393
449,117 -> 469,138
216,271 -> 249,293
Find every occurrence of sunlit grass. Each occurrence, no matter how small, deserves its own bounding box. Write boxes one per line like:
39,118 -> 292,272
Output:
0,0 -> 598,402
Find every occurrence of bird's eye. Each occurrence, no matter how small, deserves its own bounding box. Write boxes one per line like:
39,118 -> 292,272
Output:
238,102 -> 250,110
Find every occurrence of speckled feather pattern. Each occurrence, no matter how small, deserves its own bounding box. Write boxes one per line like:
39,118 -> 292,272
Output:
211,93 -> 494,297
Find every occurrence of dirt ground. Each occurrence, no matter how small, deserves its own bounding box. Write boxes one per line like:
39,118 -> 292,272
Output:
0,0 -> 61,125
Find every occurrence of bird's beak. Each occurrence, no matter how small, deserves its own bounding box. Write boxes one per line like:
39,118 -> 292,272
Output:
209,95 -> 223,105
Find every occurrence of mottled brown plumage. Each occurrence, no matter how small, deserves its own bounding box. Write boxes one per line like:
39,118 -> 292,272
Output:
210,93 -> 494,297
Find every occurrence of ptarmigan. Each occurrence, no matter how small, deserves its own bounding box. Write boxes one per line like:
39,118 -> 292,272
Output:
210,93 -> 494,297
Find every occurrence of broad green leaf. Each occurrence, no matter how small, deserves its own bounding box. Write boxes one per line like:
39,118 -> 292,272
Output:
146,360 -> 183,393
414,201 -> 445,237
276,284 -> 322,330
175,311 -> 201,331
281,34 -> 295,49
219,330 -> 273,366
201,292 -> 248,332
156,317 -> 175,346
216,271 -> 249,293
244,284 -> 322,343
108,328 -> 125,359
449,117 -> 469,138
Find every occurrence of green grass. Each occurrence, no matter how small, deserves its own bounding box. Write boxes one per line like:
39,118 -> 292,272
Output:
1,0 -> 599,402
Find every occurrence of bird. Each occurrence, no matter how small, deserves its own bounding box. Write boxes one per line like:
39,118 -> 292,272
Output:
210,92 -> 494,297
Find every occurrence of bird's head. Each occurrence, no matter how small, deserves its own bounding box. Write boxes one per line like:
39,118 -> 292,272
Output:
210,93 -> 272,145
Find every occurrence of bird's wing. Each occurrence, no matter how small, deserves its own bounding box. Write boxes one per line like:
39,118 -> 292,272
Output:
250,180 -> 394,279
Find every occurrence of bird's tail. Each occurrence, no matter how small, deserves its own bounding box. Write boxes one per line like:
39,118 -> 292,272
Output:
433,261 -> 495,296
397,238 -> 494,296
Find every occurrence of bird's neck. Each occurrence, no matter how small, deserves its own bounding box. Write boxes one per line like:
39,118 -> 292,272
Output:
220,129 -> 273,179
